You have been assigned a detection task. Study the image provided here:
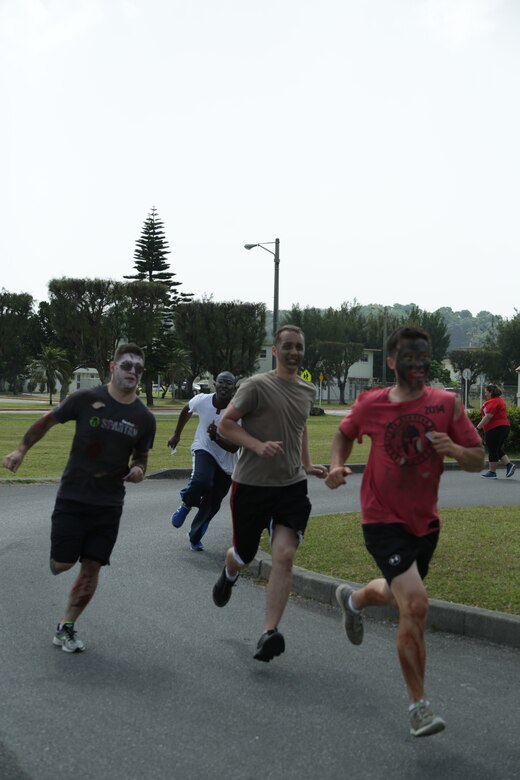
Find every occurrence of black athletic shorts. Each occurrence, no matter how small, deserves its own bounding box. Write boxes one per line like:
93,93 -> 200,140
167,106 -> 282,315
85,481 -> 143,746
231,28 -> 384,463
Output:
362,523 -> 439,585
50,498 -> 123,566
230,480 -> 312,565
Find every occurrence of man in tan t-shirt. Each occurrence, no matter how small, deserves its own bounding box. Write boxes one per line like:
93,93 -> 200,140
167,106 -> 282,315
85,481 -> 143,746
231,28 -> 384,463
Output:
212,325 -> 327,662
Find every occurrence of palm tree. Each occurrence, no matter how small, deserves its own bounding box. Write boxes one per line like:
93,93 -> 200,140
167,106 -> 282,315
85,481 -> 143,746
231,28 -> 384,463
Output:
27,347 -> 73,405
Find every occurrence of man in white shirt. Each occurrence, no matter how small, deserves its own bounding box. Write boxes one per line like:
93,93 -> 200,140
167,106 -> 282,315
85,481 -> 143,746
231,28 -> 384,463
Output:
167,372 -> 238,550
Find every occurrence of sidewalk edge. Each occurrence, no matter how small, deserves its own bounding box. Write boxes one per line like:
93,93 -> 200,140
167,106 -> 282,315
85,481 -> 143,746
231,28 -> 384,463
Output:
246,551 -> 520,651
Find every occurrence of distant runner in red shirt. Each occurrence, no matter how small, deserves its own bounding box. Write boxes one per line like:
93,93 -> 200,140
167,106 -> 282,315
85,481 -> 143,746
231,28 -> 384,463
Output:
326,325 -> 484,737
476,384 -> 516,479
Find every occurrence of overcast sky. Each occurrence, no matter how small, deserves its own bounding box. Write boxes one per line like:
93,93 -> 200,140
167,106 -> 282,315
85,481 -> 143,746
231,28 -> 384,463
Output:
2,0 -> 519,319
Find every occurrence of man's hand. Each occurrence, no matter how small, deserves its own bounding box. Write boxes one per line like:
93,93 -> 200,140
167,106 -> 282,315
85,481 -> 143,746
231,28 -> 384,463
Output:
254,440 -> 285,458
305,464 -> 328,479
2,449 -> 25,474
124,465 -> 145,483
207,423 -> 218,441
325,465 -> 353,489
427,431 -> 457,458
167,434 -> 181,449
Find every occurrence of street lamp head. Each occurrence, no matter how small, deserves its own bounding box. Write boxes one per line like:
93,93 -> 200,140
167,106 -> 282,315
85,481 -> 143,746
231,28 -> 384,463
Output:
244,244 -> 258,250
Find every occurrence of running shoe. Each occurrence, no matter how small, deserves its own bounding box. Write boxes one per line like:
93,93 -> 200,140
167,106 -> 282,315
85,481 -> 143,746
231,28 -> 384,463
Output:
506,463 -> 516,478
409,700 -> 446,737
481,471 -> 497,479
335,584 -> 364,645
171,503 -> 190,528
253,629 -> 285,662
53,622 -> 85,653
186,532 -> 204,552
212,567 -> 238,607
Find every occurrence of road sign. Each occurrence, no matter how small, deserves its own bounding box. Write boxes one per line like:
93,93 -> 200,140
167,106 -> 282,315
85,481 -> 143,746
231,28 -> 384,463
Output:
462,368 -> 471,381
320,372 -> 325,382
301,369 -> 312,382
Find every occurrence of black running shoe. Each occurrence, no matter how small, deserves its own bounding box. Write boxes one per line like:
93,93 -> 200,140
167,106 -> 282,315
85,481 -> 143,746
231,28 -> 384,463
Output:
212,567 -> 238,607
253,629 -> 285,662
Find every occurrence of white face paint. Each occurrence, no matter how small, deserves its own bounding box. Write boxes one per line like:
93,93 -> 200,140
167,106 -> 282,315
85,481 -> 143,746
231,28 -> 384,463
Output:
111,354 -> 144,394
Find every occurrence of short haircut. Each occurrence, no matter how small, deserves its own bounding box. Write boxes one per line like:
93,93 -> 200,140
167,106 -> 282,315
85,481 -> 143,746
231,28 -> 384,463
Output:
113,343 -> 145,363
485,383 -> 502,397
274,324 -> 305,346
386,326 -> 431,357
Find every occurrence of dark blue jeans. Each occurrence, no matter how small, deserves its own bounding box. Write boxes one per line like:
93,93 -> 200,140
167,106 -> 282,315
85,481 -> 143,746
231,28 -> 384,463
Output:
180,450 -> 232,544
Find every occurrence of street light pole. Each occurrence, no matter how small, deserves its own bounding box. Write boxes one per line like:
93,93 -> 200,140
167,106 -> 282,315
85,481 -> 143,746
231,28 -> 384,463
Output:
273,238 -> 280,337
244,238 -> 280,369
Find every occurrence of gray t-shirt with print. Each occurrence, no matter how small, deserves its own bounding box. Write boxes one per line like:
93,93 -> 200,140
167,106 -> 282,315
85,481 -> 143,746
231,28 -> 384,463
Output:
231,370 -> 316,487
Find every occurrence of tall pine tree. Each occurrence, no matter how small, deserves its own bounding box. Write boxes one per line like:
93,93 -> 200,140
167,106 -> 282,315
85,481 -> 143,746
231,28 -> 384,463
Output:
124,207 -> 192,304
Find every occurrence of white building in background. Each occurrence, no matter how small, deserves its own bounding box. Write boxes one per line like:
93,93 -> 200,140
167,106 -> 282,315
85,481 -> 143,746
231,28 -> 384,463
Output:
69,368 -> 100,392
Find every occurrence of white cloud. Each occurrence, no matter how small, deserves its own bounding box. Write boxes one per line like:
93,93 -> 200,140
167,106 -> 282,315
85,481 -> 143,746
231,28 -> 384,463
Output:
0,0 -> 105,52
421,0 -> 505,47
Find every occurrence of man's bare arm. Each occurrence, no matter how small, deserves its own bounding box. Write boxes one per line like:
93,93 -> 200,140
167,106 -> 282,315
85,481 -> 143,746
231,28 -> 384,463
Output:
218,402 -> 284,458
325,429 -> 354,489
2,411 -> 58,474
301,425 -> 327,478
207,423 -> 239,453
125,452 -> 149,483
167,405 -> 192,449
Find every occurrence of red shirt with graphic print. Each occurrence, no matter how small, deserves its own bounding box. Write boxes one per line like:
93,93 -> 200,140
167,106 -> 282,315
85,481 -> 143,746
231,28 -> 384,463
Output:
339,387 -> 481,537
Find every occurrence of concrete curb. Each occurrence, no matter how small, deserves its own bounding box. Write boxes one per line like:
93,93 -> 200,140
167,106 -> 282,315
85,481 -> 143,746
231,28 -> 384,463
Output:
145,461 -> 472,480
246,551 -> 520,651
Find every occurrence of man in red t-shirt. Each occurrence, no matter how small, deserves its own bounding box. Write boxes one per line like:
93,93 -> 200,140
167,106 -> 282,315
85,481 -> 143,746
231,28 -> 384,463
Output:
326,326 -> 483,737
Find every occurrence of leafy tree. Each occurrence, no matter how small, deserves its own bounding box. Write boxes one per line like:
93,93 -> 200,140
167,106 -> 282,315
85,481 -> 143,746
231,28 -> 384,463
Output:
362,307 -> 403,382
447,348 -> 494,386
429,360 -> 452,386
47,278 -> 128,381
282,305 -> 328,378
27,346 -> 73,405
0,290 -> 38,392
124,207 -> 192,305
283,302 -> 366,385
485,312 -> 520,383
174,299 -> 266,385
317,340 -> 365,404
405,306 -> 450,362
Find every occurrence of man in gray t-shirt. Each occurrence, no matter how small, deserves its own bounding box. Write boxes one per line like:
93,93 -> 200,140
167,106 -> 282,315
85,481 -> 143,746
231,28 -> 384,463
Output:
211,325 -> 327,663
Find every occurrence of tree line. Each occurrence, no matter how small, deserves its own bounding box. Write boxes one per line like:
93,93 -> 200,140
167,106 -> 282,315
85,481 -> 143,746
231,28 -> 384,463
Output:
1,207 -> 519,404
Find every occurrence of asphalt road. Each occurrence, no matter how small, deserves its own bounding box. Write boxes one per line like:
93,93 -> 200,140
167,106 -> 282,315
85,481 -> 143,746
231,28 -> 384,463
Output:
0,475 -> 519,780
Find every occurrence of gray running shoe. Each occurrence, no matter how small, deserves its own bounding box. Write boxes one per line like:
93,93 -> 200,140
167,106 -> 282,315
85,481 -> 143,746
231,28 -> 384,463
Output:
409,700 -> 446,737
335,584 -> 364,645
53,623 -> 85,653
506,463 -> 516,478
481,470 -> 497,479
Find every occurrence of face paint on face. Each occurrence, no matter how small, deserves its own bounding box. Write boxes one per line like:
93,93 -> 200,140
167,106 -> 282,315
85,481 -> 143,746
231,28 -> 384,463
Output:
215,373 -> 235,401
112,354 -> 144,394
394,338 -> 431,390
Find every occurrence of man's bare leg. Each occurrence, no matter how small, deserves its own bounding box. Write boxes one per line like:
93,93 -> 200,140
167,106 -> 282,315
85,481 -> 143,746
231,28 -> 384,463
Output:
264,525 -> 298,631
390,564 -> 428,703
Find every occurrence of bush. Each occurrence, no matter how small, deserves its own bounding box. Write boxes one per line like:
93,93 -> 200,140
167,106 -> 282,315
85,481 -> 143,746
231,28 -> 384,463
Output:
468,406 -> 520,453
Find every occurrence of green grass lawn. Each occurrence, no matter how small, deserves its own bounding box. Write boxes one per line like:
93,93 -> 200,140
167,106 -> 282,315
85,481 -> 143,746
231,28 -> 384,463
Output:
260,506 -> 520,615
0,412 -> 369,477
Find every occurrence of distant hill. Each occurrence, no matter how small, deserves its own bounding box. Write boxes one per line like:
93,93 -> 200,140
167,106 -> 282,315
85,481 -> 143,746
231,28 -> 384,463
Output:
269,304 -> 503,350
